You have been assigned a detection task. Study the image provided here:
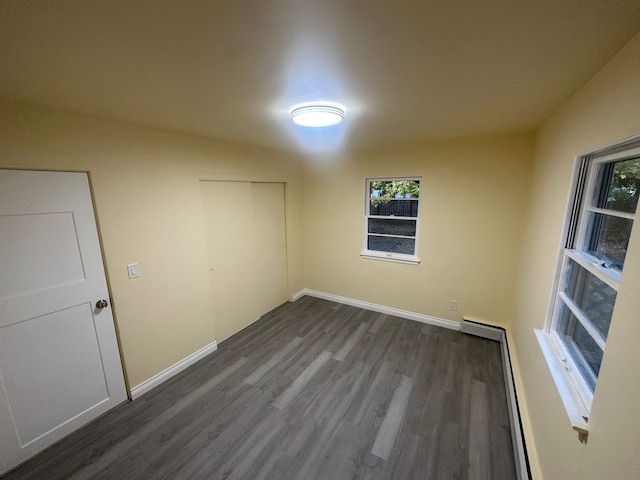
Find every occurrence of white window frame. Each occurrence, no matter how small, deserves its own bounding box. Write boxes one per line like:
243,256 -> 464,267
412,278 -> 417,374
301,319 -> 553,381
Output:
537,138 -> 640,437
361,177 -> 421,265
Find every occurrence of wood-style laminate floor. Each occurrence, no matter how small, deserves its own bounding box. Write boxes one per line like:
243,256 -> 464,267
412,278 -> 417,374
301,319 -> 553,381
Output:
3,297 -> 517,480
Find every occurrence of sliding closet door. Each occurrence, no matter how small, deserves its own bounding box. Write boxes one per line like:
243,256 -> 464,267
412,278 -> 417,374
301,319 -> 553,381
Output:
200,181 -> 287,343
252,182 -> 288,315
200,181 -> 259,342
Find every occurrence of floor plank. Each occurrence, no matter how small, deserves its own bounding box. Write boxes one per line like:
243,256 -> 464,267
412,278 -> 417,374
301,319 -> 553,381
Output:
2,297 -> 517,480
371,375 -> 413,461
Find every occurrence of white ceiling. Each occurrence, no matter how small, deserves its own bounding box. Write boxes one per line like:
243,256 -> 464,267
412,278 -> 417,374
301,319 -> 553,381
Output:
1,1 -> 639,154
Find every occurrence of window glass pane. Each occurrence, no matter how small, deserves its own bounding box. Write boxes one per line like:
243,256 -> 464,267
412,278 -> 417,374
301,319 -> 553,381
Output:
369,180 -> 420,199
369,198 -> 419,217
367,235 -> 415,255
557,304 -> 603,391
585,212 -> 633,269
369,180 -> 419,217
593,157 -> 640,213
368,218 -> 416,237
564,259 -> 616,340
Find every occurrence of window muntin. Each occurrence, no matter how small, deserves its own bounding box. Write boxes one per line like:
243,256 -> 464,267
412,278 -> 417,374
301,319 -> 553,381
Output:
549,146 -> 639,406
363,178 -> 420,263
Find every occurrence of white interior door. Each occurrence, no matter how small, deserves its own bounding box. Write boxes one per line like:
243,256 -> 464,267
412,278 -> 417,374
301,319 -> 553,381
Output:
252,182 -> 288,315
0,170 -> 127,474
200,181 -> 288,343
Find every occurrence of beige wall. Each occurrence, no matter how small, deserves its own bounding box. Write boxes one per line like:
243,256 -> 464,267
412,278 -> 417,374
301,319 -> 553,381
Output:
0,100 -> 304,389
512,31 -> 640,479
302,132 -> 535,327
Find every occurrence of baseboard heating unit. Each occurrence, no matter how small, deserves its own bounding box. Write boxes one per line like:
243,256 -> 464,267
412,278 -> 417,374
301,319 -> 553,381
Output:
460,318 -> 532,480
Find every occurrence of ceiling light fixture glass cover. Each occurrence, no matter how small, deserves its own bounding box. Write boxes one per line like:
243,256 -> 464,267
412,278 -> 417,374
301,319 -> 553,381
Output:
290,102 -> 345,127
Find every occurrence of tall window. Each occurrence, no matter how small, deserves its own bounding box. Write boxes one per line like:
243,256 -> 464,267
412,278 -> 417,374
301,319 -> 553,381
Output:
362,177 -> 421,264
549,142 -> 639,407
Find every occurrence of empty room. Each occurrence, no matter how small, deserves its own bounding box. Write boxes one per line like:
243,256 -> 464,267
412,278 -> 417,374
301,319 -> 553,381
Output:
1,1 -> 640,479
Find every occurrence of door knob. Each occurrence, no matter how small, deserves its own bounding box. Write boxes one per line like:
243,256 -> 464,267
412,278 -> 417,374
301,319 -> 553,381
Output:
96,299 -> 109,309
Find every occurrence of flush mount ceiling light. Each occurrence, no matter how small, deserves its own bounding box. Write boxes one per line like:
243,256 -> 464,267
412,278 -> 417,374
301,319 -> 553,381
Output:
289,102 -> 345,127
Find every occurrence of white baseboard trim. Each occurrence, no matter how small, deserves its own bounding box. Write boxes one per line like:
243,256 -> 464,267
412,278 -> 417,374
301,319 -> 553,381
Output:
130,340 -> 218,399
295,288 -> 459,331
291,289 -> 306,302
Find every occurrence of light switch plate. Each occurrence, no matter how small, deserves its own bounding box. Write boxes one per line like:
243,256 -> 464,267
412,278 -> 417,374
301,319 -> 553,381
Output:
127,263 -> 140,279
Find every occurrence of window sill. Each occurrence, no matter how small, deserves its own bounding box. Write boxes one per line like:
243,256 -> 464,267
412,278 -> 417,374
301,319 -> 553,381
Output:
534,329 -> 590,441
360,252 -> 420,265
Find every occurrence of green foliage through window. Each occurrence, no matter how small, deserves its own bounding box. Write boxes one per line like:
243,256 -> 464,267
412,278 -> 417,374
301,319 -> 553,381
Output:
370,180 -> 420,206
